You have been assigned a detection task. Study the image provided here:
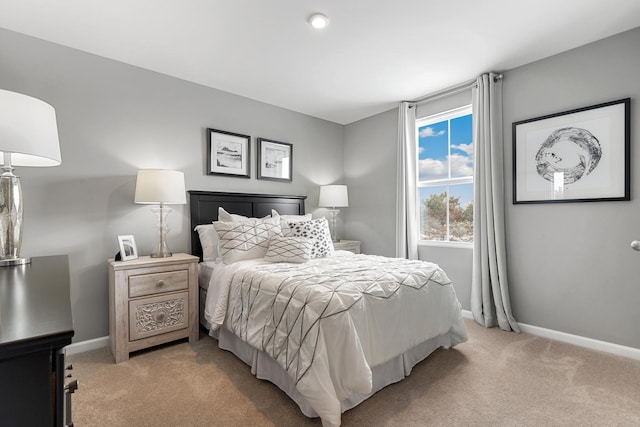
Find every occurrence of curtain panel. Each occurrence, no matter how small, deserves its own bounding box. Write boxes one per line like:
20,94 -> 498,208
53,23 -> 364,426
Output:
471,72 -> 520,332
395,102 -> 418,260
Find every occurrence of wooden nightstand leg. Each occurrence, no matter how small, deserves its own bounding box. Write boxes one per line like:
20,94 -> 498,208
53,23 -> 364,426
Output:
112,348 -> 129,364
188,262 -> 199,343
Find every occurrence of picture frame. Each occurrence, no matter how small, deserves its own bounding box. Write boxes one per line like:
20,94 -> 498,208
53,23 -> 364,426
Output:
117,235 -> 138,261
257,138 -> 293,182
513,98 -> 630,204
207,128 -> 251,178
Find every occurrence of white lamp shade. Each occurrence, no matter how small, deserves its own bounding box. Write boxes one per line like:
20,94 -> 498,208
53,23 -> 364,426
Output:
134,169 -> 186,204
318,185 -> 349,208
0,89 -> 61,166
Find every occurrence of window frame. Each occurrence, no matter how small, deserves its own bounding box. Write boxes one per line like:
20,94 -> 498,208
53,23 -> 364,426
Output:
415,104 -> 473,247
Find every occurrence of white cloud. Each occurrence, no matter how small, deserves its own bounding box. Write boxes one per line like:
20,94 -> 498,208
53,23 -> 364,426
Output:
449,153 -> 473,176
418,147 -> 424,155
419,127 -> 445,138
419,158 -> 447,180
419,153 -> 473,180
452,143 -> 473,157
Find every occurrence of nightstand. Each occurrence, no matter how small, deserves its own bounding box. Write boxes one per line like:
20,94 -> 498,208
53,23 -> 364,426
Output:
108,253 -> 199,363
333,239 -> 361,254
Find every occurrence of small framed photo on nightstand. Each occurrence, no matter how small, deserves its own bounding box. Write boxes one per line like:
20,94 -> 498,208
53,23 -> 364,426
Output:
117,235 -> 138,261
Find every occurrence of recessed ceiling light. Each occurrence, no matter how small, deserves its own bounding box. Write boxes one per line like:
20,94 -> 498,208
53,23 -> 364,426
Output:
308,13 -> 329,29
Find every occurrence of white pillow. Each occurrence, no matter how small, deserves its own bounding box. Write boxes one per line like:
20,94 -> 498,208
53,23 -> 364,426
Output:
218,207 -> 249,222
271,209 -> 312,222
264,236 -> 312,263
194,224 -> 219,261
289,217 -> 334,259
219,207 -> 275,222
214,216 -> 283,264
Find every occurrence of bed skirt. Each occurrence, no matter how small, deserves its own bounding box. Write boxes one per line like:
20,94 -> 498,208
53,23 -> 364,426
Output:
212,326 -> 456,419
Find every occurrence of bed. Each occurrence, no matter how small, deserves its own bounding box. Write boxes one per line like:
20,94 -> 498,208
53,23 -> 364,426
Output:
189,190 -> 468,427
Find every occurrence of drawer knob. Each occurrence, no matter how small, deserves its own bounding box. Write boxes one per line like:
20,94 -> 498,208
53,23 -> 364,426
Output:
65,379 -> 79,393
156,280 -> 165,287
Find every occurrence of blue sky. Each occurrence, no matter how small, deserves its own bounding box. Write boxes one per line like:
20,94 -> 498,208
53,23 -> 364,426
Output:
418,113 -> 473,205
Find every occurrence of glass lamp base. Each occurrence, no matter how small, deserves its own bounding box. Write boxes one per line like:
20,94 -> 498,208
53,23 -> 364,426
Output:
0,257 -> 30,267
327,209 -> 340,242
150,205 -> 173,258
150,246 -> 172,258
1,166 -> 25,265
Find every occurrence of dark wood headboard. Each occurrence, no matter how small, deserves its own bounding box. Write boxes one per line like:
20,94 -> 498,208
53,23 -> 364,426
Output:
188,190 -> 307,260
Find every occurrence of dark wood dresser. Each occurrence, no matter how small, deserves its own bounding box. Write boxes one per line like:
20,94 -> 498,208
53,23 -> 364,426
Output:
0,255 -> 75,427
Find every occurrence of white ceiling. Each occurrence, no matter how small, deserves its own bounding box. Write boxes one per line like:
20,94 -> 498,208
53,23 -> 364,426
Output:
1,0 -> 640,125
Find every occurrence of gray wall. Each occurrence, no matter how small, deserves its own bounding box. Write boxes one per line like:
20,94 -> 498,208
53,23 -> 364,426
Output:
0,29 -> 344,342
503,27 -> 640,349
343,108 -> 397,256
345,26 -> 640,350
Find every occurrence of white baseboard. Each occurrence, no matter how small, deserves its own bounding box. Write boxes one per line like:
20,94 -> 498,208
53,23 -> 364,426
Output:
461,309 -> 474,320
65,336 -> 109,356
461,309 -> 640,361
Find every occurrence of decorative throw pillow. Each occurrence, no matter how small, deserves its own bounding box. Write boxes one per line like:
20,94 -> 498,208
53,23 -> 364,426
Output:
214,216 -> 282,264
264,236 -> 312,263
272,209 -> 312,237
289,217 -> 334,259
194,224 -> 219,261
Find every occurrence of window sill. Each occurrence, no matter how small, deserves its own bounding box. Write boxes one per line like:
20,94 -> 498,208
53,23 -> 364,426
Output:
418,241 -> 473,249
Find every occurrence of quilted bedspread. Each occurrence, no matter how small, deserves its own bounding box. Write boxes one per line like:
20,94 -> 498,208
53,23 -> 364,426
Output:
205,252 -> 467,427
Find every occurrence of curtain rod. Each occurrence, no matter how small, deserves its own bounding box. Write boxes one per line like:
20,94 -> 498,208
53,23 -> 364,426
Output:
403,73 -> 503,106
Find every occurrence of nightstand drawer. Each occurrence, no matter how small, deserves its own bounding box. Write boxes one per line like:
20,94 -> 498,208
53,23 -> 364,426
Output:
129,291 -> 189,341
128,270 -> 188,298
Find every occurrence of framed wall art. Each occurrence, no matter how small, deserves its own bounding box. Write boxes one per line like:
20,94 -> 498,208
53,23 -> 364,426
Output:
257,138 -> 293,182
207,128 -> 250,178
513,98 -> 630,204
117,235 -> 138,261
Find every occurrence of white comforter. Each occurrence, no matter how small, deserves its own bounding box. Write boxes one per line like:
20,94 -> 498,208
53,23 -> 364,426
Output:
204,252 -> 467,427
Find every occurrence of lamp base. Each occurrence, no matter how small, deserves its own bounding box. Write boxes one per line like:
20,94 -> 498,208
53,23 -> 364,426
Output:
150,249 -> 172,258
150,205 -> 173,258
1,166 -> 25,264
326,208 -> 340,242
0,257 -> 30,267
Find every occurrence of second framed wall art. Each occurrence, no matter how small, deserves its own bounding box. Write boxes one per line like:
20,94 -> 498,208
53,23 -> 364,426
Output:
257,138 -> 293,182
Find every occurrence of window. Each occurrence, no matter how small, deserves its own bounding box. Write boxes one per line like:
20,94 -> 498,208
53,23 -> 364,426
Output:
416,105 -> 473,243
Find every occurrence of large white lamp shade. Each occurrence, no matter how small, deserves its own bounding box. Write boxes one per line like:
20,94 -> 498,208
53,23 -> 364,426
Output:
0,89 -> 61,167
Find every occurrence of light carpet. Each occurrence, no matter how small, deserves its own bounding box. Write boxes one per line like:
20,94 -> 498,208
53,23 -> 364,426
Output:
68,319 -> 640,426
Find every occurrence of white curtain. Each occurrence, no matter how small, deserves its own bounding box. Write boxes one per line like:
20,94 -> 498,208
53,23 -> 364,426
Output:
395,101 -> 418,260
471,73 -> 520,332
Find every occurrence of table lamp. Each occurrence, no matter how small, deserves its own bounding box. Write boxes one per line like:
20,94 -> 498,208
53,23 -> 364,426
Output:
318,184 -> 349,242
134,169 -> 186,258
0,89 -> 62,266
